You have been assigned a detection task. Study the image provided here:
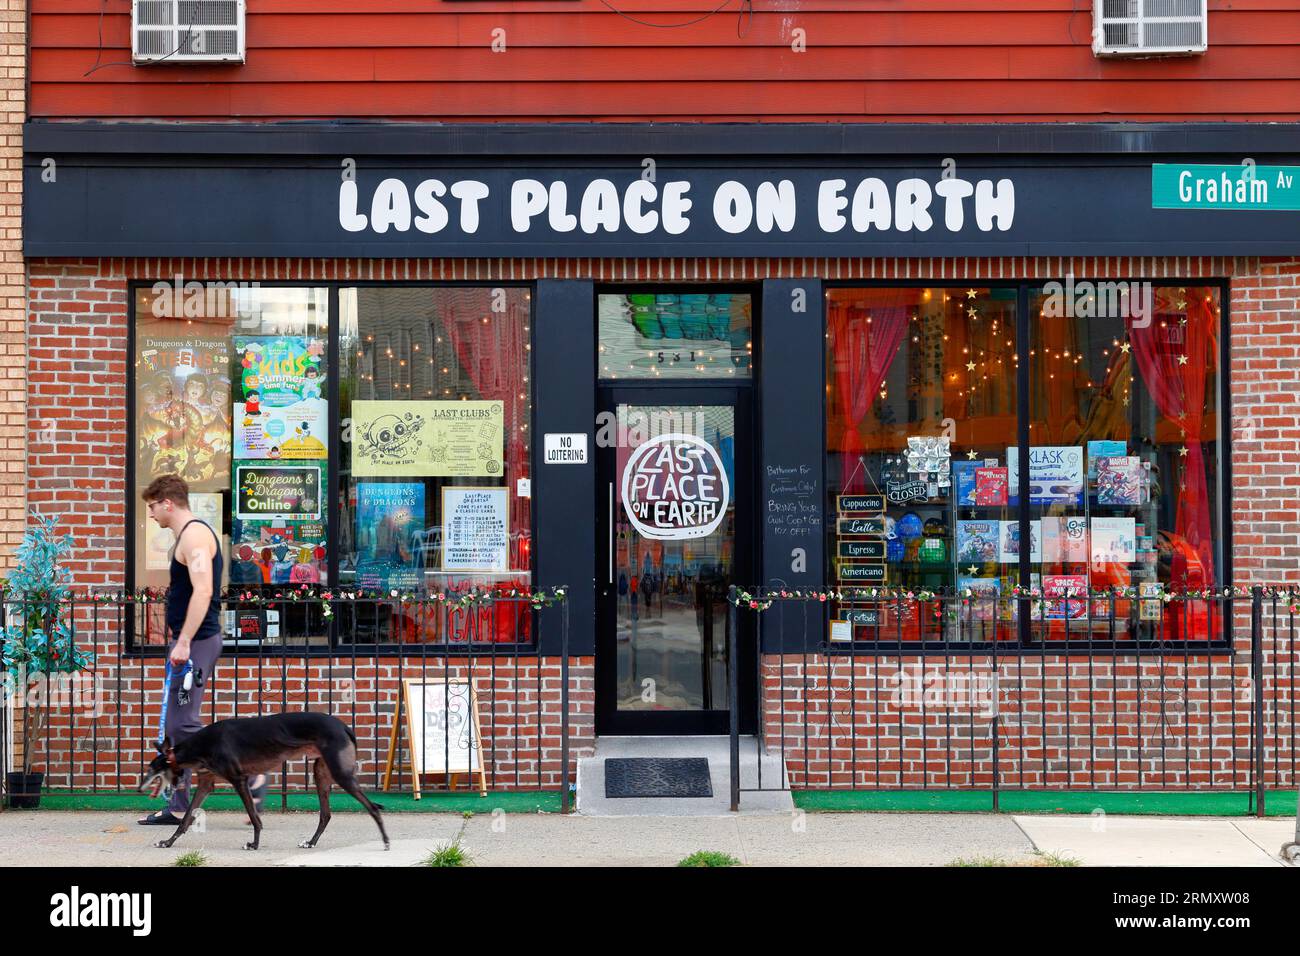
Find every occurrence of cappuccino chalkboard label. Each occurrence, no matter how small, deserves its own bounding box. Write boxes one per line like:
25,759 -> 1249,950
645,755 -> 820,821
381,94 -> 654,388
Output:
838,563 -> 886,583
837,517 -> 886,536
839,539 -> 885,560
837,494 -> 885,514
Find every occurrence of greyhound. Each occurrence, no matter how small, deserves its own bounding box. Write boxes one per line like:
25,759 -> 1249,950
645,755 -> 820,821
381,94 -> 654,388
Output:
139,711 -> 390,851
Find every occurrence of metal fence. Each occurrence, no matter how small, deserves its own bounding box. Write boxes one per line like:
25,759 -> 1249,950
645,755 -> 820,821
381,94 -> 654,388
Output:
0,590 -> 571,810
727,586 -> 1299,813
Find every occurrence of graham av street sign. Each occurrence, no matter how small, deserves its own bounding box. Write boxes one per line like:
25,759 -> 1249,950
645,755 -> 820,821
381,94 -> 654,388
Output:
1152,163 -> 1300,211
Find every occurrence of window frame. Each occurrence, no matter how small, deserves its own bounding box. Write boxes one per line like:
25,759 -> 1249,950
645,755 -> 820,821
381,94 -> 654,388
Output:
821,277 -> 1233,656
126,279 -> 539,657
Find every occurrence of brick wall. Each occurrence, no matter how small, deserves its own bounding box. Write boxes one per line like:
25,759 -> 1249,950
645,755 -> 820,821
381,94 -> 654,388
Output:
1227,258 -> 1300,584
761,630 -> 1295,791
0,0 -> 24,568
20,253 -> 1300,792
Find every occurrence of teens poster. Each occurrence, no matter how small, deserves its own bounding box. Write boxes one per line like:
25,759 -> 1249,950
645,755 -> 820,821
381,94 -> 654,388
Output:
136,333 -> 232,492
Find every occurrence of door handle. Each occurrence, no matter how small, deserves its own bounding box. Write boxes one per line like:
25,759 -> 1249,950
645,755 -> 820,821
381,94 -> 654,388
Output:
608,482 -> 615,585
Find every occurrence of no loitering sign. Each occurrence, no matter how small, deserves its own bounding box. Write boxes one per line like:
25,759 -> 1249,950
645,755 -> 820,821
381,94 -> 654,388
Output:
544,433 -> 588,464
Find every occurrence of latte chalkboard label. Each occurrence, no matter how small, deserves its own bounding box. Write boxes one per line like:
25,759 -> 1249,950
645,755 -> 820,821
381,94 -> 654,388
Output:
837,517 -> 886,536
839,539 -> 885,560
837,494 -> 885,514
838,563 -> 886,583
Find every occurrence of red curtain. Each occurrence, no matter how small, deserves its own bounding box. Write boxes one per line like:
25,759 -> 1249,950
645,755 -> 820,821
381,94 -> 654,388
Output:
1127,294 -> 1217,590
439,292 -> 532,641
832,304 -> 909,491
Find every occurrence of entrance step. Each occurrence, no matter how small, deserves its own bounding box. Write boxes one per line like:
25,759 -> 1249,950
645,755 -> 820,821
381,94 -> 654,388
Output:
576,736 -> 793,816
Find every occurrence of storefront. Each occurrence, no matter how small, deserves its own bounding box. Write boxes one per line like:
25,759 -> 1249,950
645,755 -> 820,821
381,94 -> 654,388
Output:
22,122 -> 1300,781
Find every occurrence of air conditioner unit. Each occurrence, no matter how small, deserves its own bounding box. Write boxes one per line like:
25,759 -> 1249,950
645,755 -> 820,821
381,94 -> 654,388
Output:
1093,0 -> 1206,57
133,0 -> 245,64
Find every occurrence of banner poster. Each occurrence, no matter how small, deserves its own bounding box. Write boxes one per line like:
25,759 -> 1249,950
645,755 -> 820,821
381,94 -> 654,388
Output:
355,482 -> 426,591
234,400 -> 328,459
136,333 -> 232,491
352,400 -> 504,477
143,492 -> 224,573
442,486 -> 509,572
233,335 -> 325,409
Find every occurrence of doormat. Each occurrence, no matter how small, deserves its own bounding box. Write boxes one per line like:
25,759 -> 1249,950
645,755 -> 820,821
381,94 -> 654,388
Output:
604,757 -> 713,798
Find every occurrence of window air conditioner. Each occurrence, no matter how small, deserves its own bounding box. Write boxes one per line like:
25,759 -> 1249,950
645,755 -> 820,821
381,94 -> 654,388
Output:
132,0 -> 245,64
1092,0 -> 1207,57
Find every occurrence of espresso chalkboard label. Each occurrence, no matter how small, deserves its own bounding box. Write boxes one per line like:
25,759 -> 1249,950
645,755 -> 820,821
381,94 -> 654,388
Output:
838,539 -> 885,560
838,563 -> 886,583
837,494 -> 885,514
837,517 -> 886,536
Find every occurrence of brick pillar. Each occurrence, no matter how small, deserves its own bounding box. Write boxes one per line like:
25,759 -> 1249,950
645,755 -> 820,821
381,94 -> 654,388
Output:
0,0 -> 24,566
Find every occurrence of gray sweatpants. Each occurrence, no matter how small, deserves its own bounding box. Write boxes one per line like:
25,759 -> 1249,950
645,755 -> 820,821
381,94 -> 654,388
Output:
164,634 -> 224,815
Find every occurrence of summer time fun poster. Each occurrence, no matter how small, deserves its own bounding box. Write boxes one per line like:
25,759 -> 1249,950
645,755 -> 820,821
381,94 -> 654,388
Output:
232,334 -> 328,460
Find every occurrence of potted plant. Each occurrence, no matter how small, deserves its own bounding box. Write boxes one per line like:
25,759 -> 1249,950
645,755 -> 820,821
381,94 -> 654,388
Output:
1,512 -> 88,808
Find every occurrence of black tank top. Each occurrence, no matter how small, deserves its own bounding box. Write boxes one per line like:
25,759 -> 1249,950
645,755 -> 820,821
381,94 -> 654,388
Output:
166,519 -> 224,639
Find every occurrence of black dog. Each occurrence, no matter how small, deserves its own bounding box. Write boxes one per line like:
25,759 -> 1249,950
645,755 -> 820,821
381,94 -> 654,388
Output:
139,712 -> 390,851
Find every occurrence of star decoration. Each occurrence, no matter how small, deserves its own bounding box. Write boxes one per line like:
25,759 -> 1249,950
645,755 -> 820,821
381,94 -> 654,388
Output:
967,308 -> 978,320
1122,395 -> 1130,407
967,566 -> 979,576
1179,317 -> 1188,327
1119,341 -> 1131,353
966,361 -> 976,371
1176,300 -> 1187,311
1177,355 -> 1188,365
966,449 -> 978,460
1179,446 -> 1189,458
966,289 -> 978,300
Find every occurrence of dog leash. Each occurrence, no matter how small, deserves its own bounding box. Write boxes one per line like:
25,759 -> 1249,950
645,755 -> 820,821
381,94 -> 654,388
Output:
157,658 -> 194,746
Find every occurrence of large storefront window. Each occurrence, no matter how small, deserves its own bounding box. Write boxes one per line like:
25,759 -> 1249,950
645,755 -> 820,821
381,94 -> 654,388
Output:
339,287 -> 533,609
825,283 -> 1226,647
131,283 -> 533,648
134,285 -> 330,594
826,287 -> 1018,639
1027,283 -> 1222,640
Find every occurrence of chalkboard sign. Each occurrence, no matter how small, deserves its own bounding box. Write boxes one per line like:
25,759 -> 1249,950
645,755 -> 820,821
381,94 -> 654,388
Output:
382,678 -> 487,798
842,608 -> 883,627
764,463 -> 821,540
837,517 -> 886,536
839,563 -> 887,584
839,539 -> 885,560
837,494 -> 885,514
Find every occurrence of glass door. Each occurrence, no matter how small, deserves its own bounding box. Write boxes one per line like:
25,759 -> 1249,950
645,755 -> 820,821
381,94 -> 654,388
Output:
596,386 -> 755,735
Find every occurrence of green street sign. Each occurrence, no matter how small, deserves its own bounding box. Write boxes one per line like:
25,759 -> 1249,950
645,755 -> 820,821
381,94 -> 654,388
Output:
1152,164 -> 1300,211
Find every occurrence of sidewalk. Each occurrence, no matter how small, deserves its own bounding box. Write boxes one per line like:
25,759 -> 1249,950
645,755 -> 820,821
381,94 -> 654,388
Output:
0,810 -> 1293,866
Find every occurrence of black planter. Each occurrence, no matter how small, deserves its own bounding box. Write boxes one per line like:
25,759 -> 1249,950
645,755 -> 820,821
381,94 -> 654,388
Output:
4,771 -> 43,809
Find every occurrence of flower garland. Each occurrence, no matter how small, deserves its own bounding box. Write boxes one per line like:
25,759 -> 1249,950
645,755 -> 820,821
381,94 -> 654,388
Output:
85,584 -> 568,620
726,583 -> 1298,613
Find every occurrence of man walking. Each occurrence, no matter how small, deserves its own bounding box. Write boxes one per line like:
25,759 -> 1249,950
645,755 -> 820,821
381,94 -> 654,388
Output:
136,474 -> 265,825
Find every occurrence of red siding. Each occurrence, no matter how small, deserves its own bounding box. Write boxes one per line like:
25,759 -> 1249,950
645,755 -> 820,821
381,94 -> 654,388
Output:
29,0 -> 1300,121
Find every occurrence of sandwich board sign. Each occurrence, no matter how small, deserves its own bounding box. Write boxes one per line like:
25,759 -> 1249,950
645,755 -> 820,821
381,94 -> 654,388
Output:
382,678 -> 487,798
